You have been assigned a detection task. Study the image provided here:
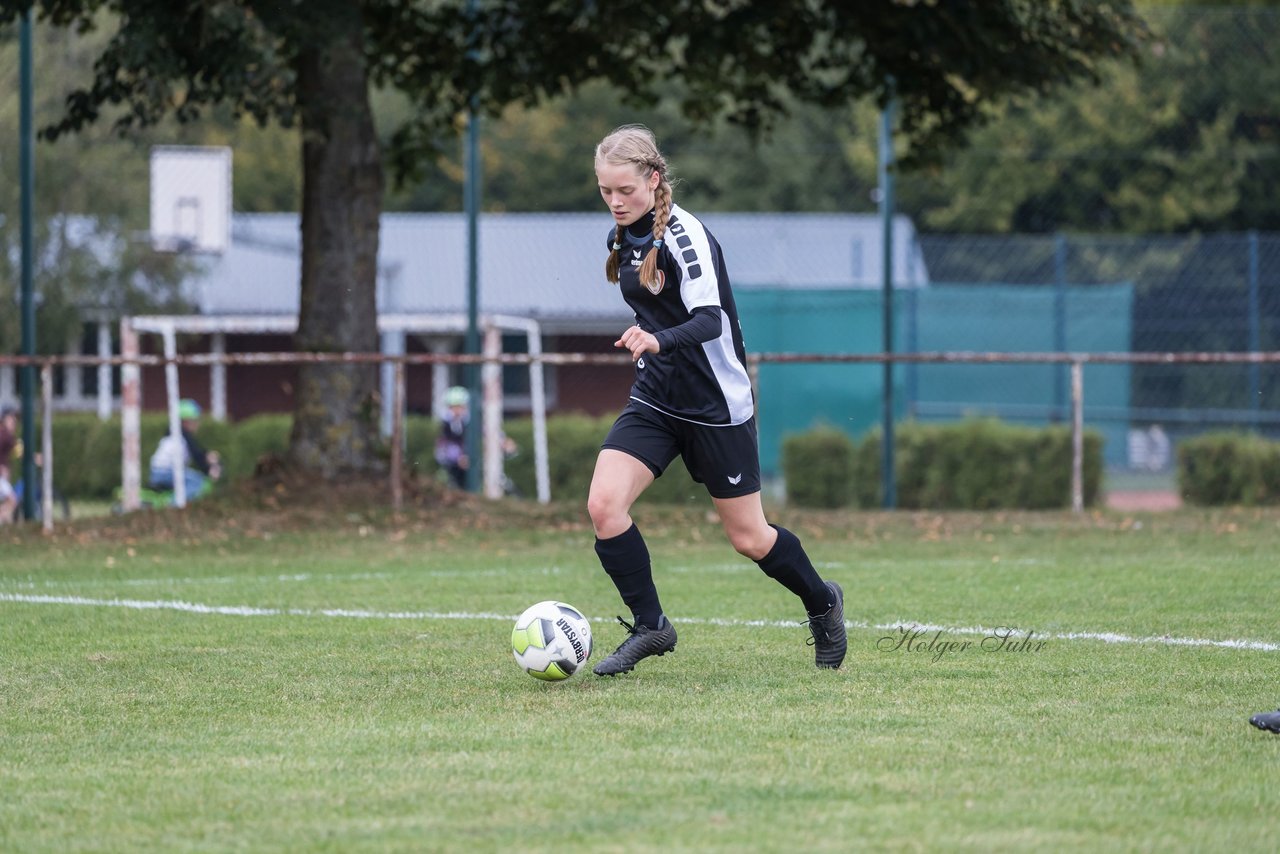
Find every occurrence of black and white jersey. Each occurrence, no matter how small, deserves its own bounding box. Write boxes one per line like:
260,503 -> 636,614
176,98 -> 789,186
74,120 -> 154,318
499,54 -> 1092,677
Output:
607,203 -> 754,426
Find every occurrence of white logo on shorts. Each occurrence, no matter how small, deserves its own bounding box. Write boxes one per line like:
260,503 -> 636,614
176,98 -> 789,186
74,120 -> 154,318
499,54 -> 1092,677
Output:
727,473 -> 743,485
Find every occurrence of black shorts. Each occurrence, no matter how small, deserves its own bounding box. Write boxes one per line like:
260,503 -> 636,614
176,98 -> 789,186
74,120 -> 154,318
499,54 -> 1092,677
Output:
601,401 -> 762,499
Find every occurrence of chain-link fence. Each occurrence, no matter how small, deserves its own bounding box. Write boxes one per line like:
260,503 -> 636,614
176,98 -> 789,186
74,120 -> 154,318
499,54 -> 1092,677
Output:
913,233 -> 1280,466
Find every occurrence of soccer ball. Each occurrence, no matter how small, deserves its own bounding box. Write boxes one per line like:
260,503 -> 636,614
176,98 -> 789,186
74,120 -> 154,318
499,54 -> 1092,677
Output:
511,601 -> 593,681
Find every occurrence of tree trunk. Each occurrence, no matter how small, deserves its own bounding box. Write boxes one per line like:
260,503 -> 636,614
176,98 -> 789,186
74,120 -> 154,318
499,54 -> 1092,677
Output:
289,18 -> 384,478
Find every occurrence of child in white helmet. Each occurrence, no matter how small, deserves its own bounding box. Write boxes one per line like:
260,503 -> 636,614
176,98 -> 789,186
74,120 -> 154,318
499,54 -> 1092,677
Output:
434,386 -> 472,489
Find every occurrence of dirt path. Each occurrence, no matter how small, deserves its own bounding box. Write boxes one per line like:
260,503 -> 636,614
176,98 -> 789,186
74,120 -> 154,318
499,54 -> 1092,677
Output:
1105,490 -> 1183,511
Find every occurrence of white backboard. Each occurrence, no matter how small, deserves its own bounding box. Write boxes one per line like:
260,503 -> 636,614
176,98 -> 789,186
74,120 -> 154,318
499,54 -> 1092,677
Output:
150,146 -> 232,254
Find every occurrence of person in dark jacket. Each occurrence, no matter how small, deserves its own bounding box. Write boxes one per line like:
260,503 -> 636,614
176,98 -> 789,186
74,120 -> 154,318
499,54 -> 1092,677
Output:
0,406 -> 18,523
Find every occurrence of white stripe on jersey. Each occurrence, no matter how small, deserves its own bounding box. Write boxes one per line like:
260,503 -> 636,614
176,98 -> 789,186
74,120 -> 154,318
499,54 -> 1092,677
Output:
702,309 -> 755,424
668,203 -> 721,313
664,204 -> 754,425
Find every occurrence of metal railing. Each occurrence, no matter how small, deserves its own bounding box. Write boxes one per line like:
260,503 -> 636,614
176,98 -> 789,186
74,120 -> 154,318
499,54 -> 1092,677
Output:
4,348 -> 1280,531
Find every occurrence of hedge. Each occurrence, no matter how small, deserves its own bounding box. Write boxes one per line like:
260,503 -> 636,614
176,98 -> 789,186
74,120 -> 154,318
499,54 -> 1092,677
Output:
503,415 -> 709,507
35,411 -> 1105,510
785,418 -> 1103,510
37,412 -> 285,499
1178,432 -> 1280,506
780,426 -> 857,508
33,411 -> 711,507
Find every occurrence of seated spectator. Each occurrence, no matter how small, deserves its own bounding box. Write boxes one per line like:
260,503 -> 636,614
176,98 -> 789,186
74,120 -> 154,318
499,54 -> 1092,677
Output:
149,399 -> 222,503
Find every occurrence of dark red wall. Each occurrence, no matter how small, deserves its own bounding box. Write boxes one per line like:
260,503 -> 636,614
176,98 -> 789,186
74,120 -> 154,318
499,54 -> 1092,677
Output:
137,332 -> 630,420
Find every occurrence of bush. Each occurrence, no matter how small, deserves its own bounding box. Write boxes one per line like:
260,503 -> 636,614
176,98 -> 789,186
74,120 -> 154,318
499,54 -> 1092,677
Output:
793,418 -> 1103,510
503,413 -> 709,507
504,413 -> 603,503
37,412 -> 286,500
403,415 -> 440,481
782,426 -> 856,508
41,410 -> 1103,511
225,415 -> 292,481
1178,432 -> 1280,506
1023,426 -> 1104,510
37,409 -> 679,504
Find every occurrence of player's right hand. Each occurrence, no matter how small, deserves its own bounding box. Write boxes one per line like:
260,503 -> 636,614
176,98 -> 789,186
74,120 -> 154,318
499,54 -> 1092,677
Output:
614,325 -> 659,361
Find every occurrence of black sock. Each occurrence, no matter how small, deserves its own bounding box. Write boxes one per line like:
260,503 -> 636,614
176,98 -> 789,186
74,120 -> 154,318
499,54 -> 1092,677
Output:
755,525 -> 832,615
595,523 -> 663,629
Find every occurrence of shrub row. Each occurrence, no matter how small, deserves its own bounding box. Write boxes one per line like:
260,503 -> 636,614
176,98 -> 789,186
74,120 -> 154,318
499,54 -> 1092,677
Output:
37,411 -> 710,507
38,412 -> 289,499
502,415 -> 709,507
783,418 -> 1103,510
1178,432 -> 1280,506
40,412 -> 1107,511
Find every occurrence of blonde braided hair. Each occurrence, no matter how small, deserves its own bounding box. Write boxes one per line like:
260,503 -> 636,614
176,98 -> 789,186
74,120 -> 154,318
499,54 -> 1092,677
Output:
596,124 -> 672,290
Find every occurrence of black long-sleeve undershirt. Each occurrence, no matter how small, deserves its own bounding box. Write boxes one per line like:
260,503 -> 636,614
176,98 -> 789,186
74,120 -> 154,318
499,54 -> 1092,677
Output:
182,429 -> 212,475
653,306 -> 721,354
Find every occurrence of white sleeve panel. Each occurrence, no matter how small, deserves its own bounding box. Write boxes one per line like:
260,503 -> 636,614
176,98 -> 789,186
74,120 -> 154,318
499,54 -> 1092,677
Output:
668,204 -> 722,313
702,310 -> 755,424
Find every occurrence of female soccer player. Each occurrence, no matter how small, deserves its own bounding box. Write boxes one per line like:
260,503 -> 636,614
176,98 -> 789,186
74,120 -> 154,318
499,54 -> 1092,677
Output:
587,124 -> 847,676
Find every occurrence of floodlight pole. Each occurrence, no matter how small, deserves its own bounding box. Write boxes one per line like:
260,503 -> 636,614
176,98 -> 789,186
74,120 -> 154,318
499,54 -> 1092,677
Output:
878,87 -> 897,510
1053,233 -> 1068,421
19,8 -> 37,522
1248,230 -> 1260,429
462,0 -> 482,493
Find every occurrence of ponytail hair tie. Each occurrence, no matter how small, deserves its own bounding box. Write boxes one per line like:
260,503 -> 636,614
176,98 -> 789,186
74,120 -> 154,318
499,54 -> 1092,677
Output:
652,239 -> 664,248
612,241 -> 622,251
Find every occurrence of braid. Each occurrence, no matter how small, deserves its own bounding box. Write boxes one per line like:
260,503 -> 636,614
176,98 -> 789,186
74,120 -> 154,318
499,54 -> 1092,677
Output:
638,176 -> 672,292
605,224 -> 624,283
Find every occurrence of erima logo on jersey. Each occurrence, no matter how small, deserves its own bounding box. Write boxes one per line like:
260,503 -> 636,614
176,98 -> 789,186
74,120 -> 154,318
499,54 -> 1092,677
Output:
727,473 -> 742,485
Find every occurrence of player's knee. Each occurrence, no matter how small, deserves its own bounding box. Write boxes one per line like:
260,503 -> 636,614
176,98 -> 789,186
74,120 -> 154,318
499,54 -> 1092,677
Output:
726,527 -> 772,561
586,489 -> 626,535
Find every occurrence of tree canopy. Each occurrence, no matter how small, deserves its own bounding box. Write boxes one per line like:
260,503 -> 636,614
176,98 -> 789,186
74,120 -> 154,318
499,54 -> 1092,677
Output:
0,0 -> 1145,477
903,4 -> 1280,233
6,1 -> 1145,170
0,18 -> 189,358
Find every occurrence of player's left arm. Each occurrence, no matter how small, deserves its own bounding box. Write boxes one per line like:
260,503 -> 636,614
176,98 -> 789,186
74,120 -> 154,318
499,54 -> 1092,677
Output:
616,215 -> 724,360
653,307 -> 721,352
657,213 -> 726,352
615,305 -> 721,360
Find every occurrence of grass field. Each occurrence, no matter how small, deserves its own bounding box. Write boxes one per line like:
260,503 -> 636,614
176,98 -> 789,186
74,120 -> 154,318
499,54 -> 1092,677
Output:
2,499 -> 1278,852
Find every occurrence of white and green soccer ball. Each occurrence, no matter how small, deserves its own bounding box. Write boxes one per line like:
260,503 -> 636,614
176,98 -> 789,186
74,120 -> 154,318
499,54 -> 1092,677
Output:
511,601 -> 593,681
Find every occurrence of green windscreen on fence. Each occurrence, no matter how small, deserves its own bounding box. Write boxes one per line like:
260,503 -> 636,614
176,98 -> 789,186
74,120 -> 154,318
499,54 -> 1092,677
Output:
736,283 -> 1134,476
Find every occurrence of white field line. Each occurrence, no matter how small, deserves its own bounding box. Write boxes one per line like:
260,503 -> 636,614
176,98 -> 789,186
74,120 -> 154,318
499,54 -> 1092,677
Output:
1,592 -> 1276,653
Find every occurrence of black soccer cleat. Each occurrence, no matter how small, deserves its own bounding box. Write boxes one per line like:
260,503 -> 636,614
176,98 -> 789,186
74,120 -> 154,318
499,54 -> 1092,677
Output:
593,615 -> 677,676
805,581 -> 847,669
1250,709 -> 1280,734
